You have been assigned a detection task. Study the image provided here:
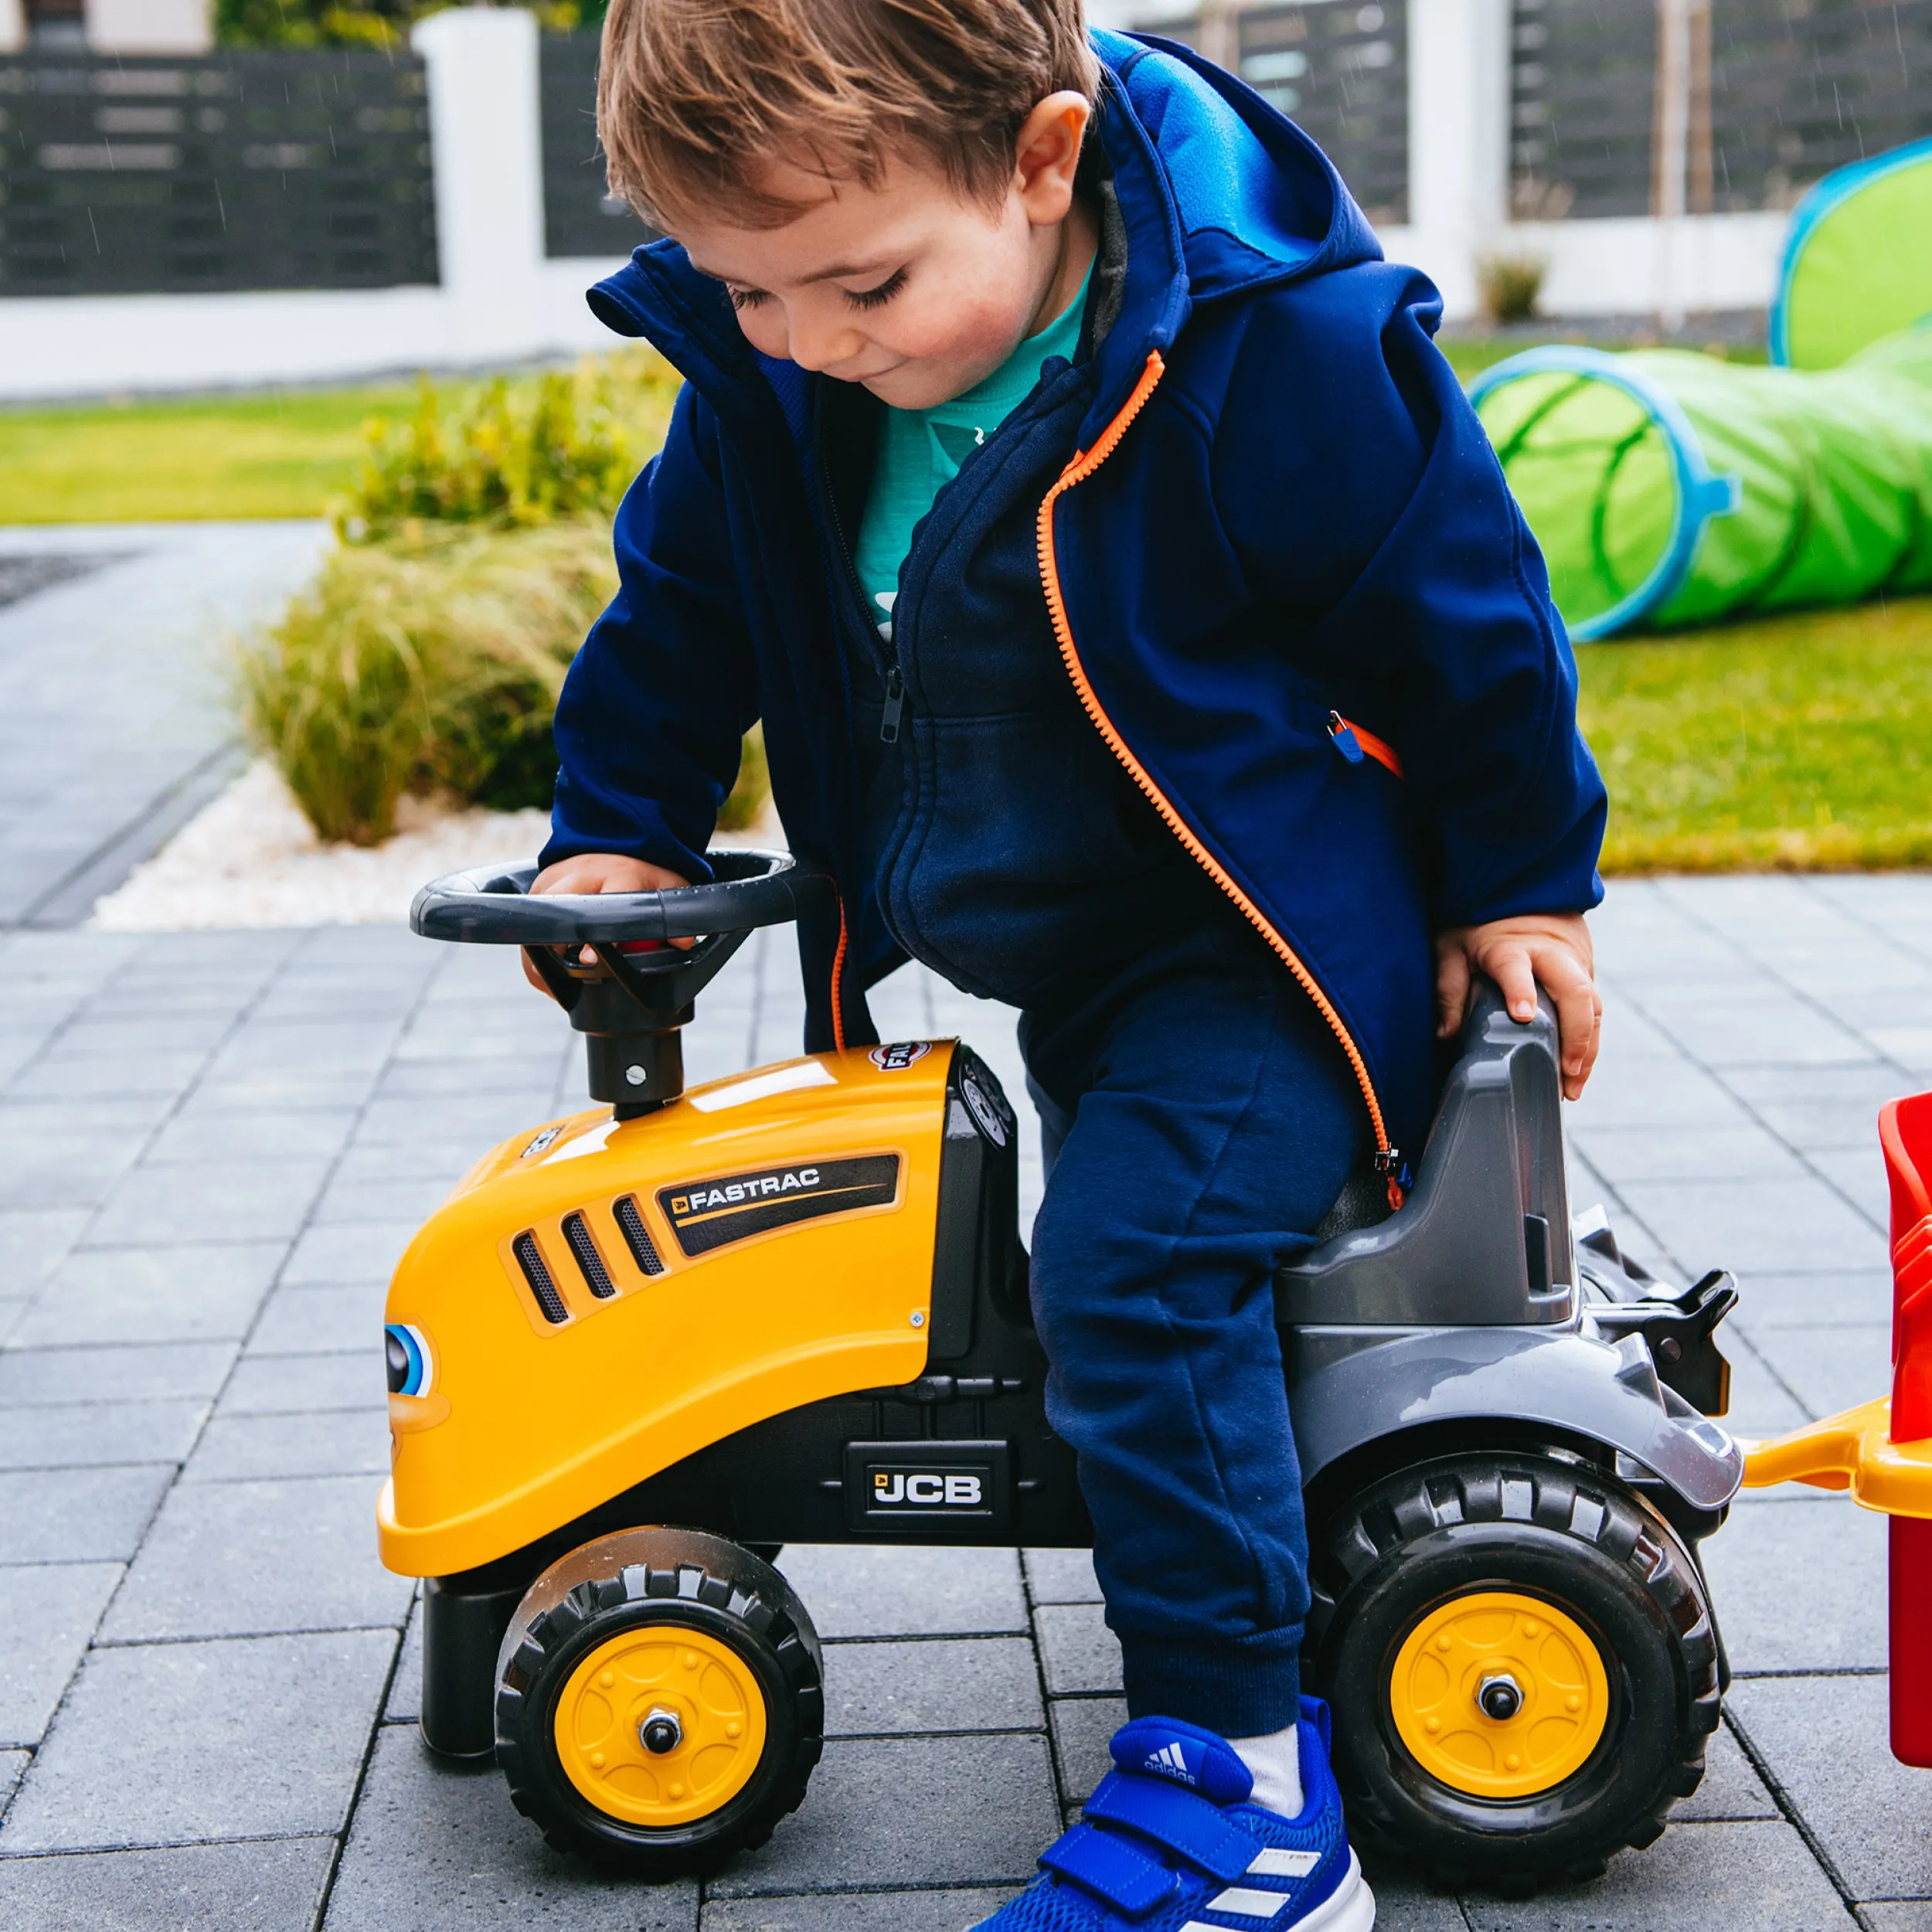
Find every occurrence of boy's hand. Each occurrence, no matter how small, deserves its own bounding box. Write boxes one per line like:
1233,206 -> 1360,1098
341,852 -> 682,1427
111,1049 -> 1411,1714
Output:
522,852 -> 694,998
1434,913 -> 1601,1100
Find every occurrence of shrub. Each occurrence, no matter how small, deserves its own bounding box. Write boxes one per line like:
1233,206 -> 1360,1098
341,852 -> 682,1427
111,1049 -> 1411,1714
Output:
240,522 -> 617,845
1478,254 -> 1546,326
336,352 -> 680,544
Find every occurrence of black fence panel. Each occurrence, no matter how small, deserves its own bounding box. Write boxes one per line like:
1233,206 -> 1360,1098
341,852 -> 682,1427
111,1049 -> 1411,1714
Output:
1511,0 -> 1657,219
0,49 -> 437,297
539,32 -> 650,260
1708,0 -> 1932,210
1119,5 -> 1411,226
1513,0 -> 1932,221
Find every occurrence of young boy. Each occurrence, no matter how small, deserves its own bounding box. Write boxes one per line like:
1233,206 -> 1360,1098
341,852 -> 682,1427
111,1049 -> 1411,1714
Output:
534,0 -> 1607,1923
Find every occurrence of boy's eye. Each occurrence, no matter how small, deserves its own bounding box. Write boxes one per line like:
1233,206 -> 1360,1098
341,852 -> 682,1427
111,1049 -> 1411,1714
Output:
726,286 -> 770,311
844,267 -> 908,312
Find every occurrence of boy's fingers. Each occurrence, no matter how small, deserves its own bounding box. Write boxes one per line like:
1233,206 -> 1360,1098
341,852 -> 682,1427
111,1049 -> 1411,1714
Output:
1529,942 -> 1603,1098
1485,941 -> 1539,1025
1434,941 -> 1471,1039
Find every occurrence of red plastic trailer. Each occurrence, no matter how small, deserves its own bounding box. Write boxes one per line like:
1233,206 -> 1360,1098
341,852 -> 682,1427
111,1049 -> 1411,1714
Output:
1744,1090 -> 1932,1764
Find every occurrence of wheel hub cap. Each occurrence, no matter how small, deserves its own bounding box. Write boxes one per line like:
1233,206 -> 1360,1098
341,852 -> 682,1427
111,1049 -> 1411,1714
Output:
553,1626 -> 767,1828
1389,1590 -> 1610,1798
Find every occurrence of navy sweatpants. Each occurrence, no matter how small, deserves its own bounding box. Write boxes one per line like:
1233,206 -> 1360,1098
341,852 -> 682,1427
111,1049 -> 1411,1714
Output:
1021,913 -> 1369,1740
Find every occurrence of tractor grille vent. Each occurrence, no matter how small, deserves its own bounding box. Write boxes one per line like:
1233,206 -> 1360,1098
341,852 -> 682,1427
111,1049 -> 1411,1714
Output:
512,1230 -> 570,1324
562,1211 -> 617,1299
614,1195 -> 665,1276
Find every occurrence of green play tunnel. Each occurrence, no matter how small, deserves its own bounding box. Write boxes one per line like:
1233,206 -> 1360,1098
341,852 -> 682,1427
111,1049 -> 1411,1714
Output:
1470,137 -> 1932,640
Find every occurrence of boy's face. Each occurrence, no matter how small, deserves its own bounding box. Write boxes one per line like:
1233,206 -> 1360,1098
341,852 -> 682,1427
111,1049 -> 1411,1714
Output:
672,95 -> 1092,413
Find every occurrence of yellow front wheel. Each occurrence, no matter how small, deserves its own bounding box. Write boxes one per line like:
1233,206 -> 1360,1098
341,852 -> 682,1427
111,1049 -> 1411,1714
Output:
495,1527 -> 823,1876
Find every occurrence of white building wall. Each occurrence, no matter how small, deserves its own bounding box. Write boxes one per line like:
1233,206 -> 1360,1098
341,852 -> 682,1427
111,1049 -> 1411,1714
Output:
0,0 -> 22,56
87,0 -> 210,53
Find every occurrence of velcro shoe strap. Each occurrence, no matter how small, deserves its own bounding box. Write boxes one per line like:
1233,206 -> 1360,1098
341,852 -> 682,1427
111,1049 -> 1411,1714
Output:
1083,1773 -> 1260,1883
1039,1821 -> 1181,1919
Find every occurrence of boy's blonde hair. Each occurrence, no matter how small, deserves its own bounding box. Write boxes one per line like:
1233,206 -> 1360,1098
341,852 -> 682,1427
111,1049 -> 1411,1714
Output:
597,0 -> 1100,232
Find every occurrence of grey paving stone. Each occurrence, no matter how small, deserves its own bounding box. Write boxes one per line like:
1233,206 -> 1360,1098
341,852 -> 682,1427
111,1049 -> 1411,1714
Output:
0,1338 -> 236,1406
1727,1063 -> 1923,1154
1733,1270 -> 1891,1330
81,1158 -> 328,1247
821,1638 -> 1042,1736
11,1240 -> 286,1347
56,1012 -> 236,1058
144,1106 -> 359,1165
312,1171 -> 464,1226
332,1135 -> 489,1183
1022,1548 -> 1100,1604
1032,1604 -> 1121,1696
777,1546 -> 1029,1638
100,1472 -> 412,1641
1702,1497 -> 1888,1673
181,1406 -> 390,1481
248,1281 -> 386,1355
0,1396 -> 203,1470
0,1124 -> 150,1213
0,1628 -> 395,1852
1673,1723 -> 1779,1821
384,1594 -> 423,1725
5,1050 -> 206,1101
0,1747 -> 24,1816
0,1207 -> 90,1295
322,1729 -> 700,1930
1614,1176 -> 1884,1277
1568,1122 -> 1803,1186
0,1563 -> 122,1747
1740,1323 -> 1894,1422
1727,1674 -> 1932,1902
1358,1866 -> 1478,1930
281,1219 -> 417,1287
221,1349 -> 377,1413
701,1889 -> 1019,1930
709,1734 -> 1060,1896
1866,1908 -> 1932,1930
0,1464 -> 171,1564
1461,1818 -> 1856,1927
0,1837 -> 335,1932
1722,1334 -> 1812,1438
1047,1695 -> 1124,1805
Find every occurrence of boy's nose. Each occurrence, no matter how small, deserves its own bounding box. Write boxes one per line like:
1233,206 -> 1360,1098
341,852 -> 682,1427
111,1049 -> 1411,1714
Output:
785,312 -> 864,376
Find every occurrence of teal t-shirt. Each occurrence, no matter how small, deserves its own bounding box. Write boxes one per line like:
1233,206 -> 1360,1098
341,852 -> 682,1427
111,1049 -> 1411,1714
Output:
854,262 -> 1093,629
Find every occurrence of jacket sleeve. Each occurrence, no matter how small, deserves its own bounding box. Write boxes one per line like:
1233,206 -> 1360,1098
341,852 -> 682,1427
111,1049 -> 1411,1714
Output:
1205,264 -> 1607,928
542,380 -> 759,881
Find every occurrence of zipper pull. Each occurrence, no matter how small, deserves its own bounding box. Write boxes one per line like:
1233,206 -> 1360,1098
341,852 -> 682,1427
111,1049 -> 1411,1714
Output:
1327,710 -> 1365,766
880,665 -> 905,744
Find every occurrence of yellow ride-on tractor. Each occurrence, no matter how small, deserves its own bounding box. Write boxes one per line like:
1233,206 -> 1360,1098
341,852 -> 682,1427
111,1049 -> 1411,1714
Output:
379,851 -> 1744,1886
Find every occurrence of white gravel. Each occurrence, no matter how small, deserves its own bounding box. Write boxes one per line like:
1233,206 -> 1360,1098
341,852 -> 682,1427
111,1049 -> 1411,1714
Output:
91,760 -> 561,930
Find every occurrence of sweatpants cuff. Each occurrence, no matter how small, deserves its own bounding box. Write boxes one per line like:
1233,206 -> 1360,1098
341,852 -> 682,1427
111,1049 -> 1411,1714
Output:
1117,1628 -> 1303,1740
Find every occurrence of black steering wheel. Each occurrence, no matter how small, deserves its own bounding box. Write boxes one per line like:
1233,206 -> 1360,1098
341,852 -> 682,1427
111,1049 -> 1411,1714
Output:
410,849 -> 834,948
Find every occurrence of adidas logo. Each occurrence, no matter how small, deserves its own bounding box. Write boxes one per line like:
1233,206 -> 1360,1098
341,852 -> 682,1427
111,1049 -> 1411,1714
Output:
1142,1741 -> 1196,1786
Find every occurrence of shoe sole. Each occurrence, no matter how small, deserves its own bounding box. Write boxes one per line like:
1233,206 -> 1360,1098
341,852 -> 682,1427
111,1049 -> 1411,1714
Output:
1179,1849 -> 1376,1932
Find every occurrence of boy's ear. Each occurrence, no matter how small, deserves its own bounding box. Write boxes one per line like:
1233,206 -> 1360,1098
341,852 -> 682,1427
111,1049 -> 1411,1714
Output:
1012,90 -> 1091,226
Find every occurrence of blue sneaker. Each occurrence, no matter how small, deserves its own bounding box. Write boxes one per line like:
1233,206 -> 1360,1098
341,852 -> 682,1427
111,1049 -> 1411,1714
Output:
975,1699 -> 1373,1931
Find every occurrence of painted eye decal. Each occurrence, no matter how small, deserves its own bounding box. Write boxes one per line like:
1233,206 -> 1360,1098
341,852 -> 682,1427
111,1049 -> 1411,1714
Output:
385,1323 -> 432,1398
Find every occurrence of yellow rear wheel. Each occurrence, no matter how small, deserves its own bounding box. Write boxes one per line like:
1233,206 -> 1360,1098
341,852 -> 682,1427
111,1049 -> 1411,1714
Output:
553,1625 -> 770,1828
1389,1590 -> 1610,1799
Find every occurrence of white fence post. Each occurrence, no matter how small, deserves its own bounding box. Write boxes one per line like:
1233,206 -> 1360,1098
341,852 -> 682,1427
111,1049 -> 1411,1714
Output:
413,5 -> 547,365
1403,0 -> 1512,320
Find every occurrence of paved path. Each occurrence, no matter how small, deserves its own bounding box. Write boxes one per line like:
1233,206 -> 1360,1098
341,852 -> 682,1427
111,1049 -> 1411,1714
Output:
0,875 -> 1923,1930
0,523 -> 329,930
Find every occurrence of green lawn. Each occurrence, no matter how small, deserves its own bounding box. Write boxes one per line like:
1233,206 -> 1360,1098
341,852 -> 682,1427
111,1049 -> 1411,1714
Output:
1580,596 -> 1932,872
0,383 -> 417,523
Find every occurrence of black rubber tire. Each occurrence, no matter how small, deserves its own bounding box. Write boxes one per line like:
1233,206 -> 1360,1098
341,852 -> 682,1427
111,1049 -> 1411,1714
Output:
495,1526 -> 824,1876
1304,1449 -> 1721,1889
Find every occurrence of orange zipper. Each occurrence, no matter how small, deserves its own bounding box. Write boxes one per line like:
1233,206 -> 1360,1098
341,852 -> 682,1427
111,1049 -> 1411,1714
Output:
1034,350 -> 1405,1207
829,898 -> 850,1054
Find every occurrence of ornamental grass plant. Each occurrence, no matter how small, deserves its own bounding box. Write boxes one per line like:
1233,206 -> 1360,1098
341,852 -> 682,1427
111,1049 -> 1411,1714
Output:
240,520 -> 617,845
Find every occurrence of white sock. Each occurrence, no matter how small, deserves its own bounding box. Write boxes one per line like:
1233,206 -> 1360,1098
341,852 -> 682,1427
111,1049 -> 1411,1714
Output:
1230,1723 -> 1304,1818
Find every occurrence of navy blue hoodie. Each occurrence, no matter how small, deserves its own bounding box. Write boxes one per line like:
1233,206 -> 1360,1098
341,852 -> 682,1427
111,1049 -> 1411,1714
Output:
543,29 -> 1607,1181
